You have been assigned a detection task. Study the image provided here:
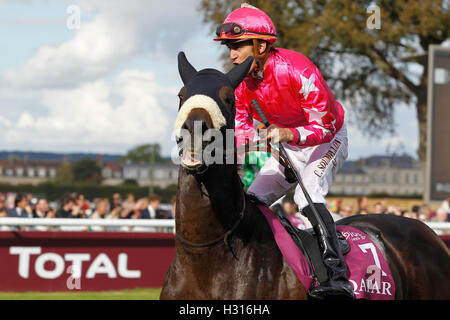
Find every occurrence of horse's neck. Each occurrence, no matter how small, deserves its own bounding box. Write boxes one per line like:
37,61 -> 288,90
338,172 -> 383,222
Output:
176,166 -> 243,244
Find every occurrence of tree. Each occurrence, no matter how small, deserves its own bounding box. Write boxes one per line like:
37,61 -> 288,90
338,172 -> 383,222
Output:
54,162 -> 74,184
71,157 -> 102,184
200,0 -> 449,171
120,143 -> 164,163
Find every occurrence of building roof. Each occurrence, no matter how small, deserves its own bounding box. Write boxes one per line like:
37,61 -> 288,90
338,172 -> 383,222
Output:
362,154 -> 419,169
337,165 -> 366,174
0,159 -> 60,168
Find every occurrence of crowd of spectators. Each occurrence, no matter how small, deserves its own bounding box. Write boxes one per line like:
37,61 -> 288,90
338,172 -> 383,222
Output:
0,192 -> 176,221
1,191 -> 449,232
278,196 -> 450,231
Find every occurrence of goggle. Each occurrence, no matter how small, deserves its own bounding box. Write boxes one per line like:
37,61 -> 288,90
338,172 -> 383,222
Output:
215,23 -> 276,38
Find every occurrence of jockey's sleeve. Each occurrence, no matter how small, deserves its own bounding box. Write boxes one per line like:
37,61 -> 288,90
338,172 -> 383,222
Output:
287,66 -> 339,147
235,89 -> 255,164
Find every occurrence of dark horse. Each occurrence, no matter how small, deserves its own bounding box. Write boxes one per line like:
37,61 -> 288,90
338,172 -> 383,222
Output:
160,52 -> 450,300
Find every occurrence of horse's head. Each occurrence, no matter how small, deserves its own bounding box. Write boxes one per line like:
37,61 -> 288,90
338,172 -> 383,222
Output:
174,51 -> 253,174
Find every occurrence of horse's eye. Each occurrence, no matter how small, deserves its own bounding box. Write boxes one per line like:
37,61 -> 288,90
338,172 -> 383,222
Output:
219,86 -> 235,113
178,86 -> 187,109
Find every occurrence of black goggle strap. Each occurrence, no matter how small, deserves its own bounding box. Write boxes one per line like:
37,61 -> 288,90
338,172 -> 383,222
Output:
216,23 -> 276,37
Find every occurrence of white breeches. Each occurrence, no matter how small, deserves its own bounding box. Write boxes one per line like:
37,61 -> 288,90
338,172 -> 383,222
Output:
247,123 -> 348,210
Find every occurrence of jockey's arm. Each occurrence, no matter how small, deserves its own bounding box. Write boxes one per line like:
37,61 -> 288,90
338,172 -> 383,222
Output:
286,66 -> 339,148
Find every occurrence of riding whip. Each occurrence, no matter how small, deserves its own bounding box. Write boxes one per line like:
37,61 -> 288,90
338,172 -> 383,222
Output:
250,99 -> 329,237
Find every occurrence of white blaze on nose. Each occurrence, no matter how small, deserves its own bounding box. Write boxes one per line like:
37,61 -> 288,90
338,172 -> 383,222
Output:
173,94 -> 226,136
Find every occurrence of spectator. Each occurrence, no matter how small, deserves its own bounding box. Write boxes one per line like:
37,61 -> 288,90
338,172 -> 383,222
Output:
132,197 -> 149,219
379,199 -> 388,214
123,193 -> 135,207
356,196 -> 369,215
411,205 -> 421,220
439,197 -> 450,214
373,202 -> 384,214
7,193 -> 32,218
324,201 -> 342,221
55,194 -> 74,218
168,196 -> 176,219
146,194 -> 162,219
120,193 -> 136,219
33,198 -> 51,218
56,194 -> 85,218
108,204 -> 122,219
90,198 -> 110,219
338,204 -> 354,218
358,209 -> 369,215
46,210 -> 56,219
434,208 -> 450,222
283,199 -> 309,230
389,205 -> 404,217
334,199 -> 342,214
111,193 -> 122,211
6,194 -> 15,210
420,205 -> 436,222
76,194 -> 90,216
0,208 -> 7,218
0,195 -> 7,218
0,195 -> 7,217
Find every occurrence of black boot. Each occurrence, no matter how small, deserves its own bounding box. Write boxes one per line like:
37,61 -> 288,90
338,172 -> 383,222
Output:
302,203 -> 355,300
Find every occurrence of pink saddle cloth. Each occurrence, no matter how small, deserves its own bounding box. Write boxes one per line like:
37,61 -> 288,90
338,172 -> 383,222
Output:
258,205 -> 395,300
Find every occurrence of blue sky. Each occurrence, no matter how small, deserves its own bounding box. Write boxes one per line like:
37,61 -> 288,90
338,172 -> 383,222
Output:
0,0 -> 422,160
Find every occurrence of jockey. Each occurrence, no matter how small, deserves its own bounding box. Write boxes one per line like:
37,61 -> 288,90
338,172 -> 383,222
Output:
214,4 -> 354,300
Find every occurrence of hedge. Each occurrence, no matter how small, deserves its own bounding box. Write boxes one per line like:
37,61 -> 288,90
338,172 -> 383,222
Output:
0,182 -> 178,203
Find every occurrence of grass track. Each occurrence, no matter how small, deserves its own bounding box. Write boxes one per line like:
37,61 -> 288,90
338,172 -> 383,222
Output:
0,288 -> 162,300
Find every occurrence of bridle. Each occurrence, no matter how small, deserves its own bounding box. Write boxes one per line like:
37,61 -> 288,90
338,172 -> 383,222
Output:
176,138 -> 246,253
175,187 -> 246,252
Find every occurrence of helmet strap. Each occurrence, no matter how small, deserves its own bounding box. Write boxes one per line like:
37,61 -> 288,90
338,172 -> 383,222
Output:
251,39 -> 271,81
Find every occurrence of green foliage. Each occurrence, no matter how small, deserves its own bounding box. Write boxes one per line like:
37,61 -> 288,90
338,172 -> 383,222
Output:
71,158 -> 102,184
122,179 -> 139,186
120,143 -> 164,164
54,162 -> 73,184
199,0 -> 449,164
53,157 -> 102,185
0,288 -> 162,300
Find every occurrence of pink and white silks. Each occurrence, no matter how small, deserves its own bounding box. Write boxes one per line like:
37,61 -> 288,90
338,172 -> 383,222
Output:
235,48 -> 348,209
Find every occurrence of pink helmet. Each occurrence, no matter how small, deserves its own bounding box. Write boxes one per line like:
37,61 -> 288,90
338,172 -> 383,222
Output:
214,5 -> 277,44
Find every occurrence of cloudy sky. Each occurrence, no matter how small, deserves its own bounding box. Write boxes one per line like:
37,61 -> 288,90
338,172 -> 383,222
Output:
0,0 -> 420,160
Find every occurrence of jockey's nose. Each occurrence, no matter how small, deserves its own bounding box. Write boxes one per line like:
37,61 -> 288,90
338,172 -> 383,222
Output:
229,49 -> 239,62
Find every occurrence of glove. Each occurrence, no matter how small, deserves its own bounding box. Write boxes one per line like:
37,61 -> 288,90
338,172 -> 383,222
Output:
284,166 -> 297,184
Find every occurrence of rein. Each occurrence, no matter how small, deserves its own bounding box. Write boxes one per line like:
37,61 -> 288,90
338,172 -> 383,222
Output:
175,184 -> 246,252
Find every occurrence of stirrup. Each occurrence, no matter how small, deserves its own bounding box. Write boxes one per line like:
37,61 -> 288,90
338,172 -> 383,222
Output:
309,281 -> 355,300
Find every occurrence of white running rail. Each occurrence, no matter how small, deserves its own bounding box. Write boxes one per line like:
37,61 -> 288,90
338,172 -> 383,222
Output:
0,217 -> 175,227
0,218 -> 449,234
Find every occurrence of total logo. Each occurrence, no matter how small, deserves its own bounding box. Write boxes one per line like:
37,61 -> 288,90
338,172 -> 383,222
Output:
9,247 -> 141,280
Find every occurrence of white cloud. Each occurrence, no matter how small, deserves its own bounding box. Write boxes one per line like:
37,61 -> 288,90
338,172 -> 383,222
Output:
0,70 -> 178,153
1,0 -> 203,89
0,0 -> 212,155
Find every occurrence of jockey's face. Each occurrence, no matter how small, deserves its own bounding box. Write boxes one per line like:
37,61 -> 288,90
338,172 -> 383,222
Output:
227,40 -> 253,66
226,40 -> 267,74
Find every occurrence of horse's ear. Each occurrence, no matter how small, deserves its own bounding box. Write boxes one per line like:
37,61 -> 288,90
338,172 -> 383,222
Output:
178,52 -> 197,85
226,56 -> 254,89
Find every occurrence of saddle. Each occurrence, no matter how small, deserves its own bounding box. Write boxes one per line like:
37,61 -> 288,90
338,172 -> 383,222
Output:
275,210 -> 350,284
248,195 -> 349,284
249,196 -> 396,299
